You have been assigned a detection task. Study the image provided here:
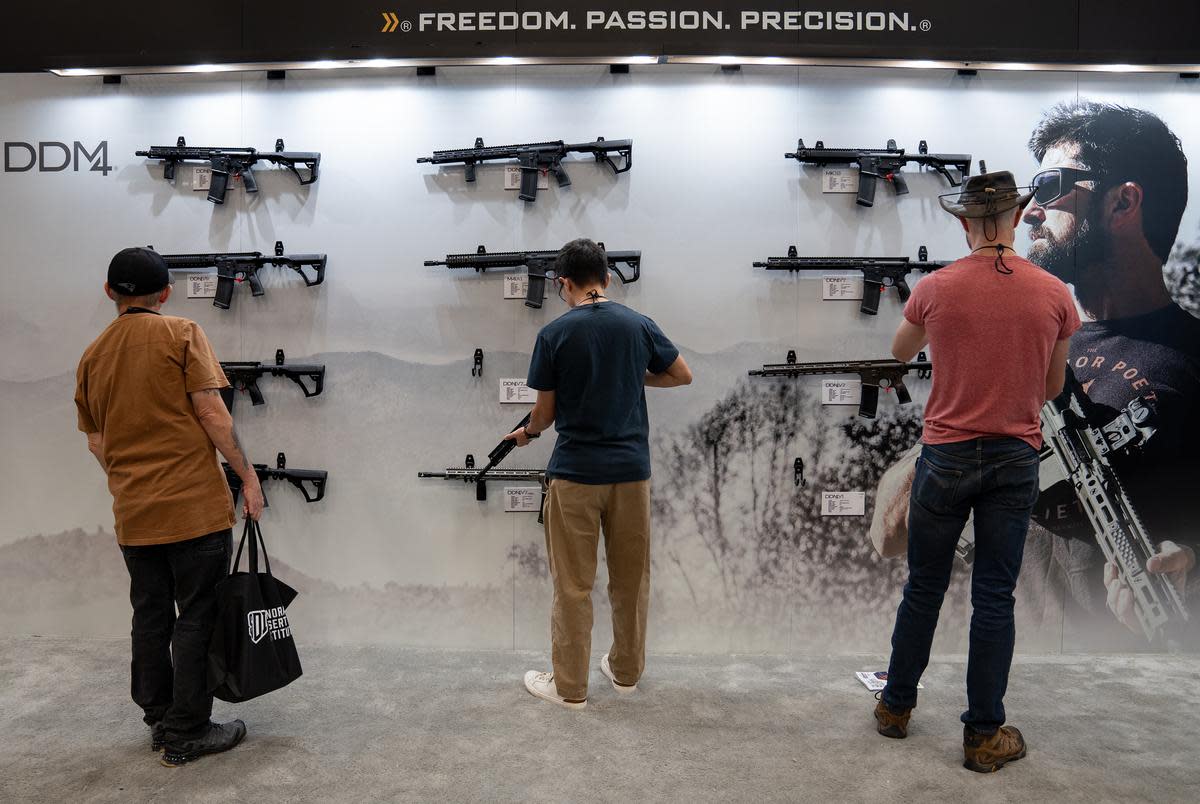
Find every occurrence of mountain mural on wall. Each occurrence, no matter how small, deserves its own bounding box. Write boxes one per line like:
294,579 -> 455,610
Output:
0,344 -> 1124,654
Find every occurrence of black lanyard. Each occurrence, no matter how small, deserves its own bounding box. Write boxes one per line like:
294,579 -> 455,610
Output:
119,307 -> 162,316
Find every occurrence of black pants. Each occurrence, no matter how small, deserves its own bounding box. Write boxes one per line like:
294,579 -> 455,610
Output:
120,529 -> 231,738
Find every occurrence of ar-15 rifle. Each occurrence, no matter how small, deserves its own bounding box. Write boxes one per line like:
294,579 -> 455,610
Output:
749,351 -> 931,419
786,139 -> 972,207
159,241 -> 326,309
418,414 -> 548,520
219,349 -> 325,413
1038,370 -> 1186,643
417,137 -> 632,203
754,245 -> 950,315
425,245 -> 640,309
135,137 -> 320,204
224,452 -> 328,506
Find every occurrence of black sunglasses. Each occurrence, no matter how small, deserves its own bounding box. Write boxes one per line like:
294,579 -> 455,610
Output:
1031,167 -> 1098,206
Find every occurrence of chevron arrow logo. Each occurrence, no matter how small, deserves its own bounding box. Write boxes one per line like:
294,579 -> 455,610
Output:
381,11 -> 400,33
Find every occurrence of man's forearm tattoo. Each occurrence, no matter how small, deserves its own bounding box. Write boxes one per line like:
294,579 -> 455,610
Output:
231,425 -> 250,470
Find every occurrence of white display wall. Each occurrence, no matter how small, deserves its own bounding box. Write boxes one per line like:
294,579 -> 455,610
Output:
1,65 -> 1196,653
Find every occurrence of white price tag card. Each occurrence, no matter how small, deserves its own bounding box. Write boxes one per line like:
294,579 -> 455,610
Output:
192,166 -> 212,191
821,491 -> 866,517
822,168 -> 860,194
821,380 -> 862,406
192,166 -> 241,192
504,165 -> 550,191
503,487 -> 542,513
504,275 -> 529,300
499,378 -> 537,404
822,276 -> 865,300
186,273 -> 218,299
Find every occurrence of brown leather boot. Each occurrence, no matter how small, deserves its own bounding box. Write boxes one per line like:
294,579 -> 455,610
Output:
874,700 -> 912,739
963,725 -> 1027,773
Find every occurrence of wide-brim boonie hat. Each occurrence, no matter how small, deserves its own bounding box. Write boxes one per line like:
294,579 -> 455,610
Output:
939,171 -> 1035,219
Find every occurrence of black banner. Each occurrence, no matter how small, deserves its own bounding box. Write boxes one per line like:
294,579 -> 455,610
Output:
2,1 -> 1198,71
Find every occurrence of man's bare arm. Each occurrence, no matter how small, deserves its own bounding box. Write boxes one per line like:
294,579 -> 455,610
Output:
645,355 -> 693,388
1045,339 -> 1071,400
868,444 -> 921,558
891,320 -> 928,363
85,432 -> 105,471
505,390 -> 556,447
190,389 -> 264,520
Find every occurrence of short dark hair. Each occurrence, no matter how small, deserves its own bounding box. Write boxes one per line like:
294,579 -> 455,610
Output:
554,238 -> 608,286
1028,101 -> 1188,262
113,289 -> 164,308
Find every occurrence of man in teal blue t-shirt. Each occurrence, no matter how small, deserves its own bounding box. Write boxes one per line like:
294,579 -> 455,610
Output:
505,238 -> 692,709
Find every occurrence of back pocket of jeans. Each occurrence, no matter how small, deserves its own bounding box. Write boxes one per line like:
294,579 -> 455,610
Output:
992,459 -> 1041,509
913,455 -> 963,512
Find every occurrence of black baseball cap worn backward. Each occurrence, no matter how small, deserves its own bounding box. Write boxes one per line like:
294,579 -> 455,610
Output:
108,247 -> 170,296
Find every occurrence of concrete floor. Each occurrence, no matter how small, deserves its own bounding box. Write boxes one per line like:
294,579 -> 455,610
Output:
1,637 -> 1197,803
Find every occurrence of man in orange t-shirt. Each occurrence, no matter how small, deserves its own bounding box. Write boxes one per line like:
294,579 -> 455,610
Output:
75,247 -> 264,766
871,173 -> 1080,773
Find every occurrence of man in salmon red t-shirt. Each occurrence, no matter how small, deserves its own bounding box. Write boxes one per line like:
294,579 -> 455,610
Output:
872,172 -> 1080,773
75,247 -> 265,767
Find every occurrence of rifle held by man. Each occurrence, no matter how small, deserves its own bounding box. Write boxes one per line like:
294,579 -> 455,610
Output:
1038,370 -> 1186,643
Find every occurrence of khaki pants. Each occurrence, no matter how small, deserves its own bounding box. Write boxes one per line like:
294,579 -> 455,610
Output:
542,478 -> 651,701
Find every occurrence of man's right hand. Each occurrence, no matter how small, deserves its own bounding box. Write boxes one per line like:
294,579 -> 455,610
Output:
242,481 -> 265,521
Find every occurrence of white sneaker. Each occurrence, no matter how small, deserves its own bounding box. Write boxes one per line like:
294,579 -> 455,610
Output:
523,671 -> 587,710
600,654 -> 638,694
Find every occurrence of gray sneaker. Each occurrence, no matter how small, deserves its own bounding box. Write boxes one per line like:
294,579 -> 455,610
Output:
160,720 -> 247,767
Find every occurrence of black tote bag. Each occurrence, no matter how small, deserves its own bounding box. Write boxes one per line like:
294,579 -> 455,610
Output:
208,519 -> 303,703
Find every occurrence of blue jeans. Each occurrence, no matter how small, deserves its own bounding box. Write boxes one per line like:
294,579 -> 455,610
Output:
882,437 -> 1040,734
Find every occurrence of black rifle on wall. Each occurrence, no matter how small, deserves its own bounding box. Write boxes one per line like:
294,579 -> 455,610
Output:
136,137 -> 320,204
425,245 -> 640,309
417,136 -> 632,202
224,452 -> 328,506
754,246 -> 950,315
159,241 -> 326,309
749,351 -> 932,419
219,350 -> 326,413
786,139 -> 971,207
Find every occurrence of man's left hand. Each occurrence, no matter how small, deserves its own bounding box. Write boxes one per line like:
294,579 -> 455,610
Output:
1104,541 -> 1194,634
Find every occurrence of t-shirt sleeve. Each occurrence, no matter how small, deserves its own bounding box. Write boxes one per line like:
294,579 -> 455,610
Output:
903,277 -> 932,326
644,316 -> 680,374
181,322 -> 230,393
526,333 -> 556,391
74,361 -> 98,433
1057,286 -> 1082,340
